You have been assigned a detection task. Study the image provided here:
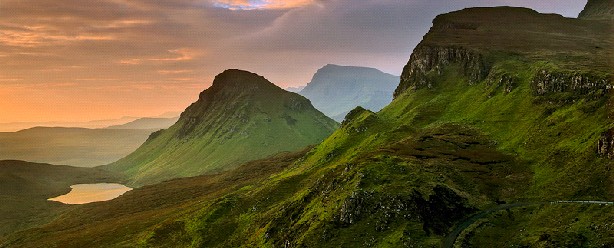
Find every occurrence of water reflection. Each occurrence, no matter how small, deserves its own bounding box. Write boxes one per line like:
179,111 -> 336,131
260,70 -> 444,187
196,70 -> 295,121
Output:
48,183 -> 132,204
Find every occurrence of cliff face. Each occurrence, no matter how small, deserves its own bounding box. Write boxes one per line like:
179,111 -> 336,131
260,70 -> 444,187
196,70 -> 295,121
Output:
531,70 -> 611,97
394,45 -> 487,97
579,0 -> 614,20
395,7 -> 612,98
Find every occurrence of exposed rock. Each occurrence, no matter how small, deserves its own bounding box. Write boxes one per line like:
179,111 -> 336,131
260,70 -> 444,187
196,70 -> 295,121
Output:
598,129 -> 614,158
394,45 -> 488,97
579,0 -> 614,20
486,71 -> 518,95
531,69 -> 611,97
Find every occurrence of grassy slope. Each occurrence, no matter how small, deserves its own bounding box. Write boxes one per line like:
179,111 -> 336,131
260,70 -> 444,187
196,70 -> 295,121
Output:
0,160 -> 120,237
4,7 -> 614,248
0,127 -> 153,167
0,149 -> 309,248
105,70 -> 338,187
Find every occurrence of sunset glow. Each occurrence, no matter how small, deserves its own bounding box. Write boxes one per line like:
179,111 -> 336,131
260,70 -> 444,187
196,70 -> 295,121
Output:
0,0 -> 586,125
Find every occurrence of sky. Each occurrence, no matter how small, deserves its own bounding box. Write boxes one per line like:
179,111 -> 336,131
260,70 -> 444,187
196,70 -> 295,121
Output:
0,0 -> 587,124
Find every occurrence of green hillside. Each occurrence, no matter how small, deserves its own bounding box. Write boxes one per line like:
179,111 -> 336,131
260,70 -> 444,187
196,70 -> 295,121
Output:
3,5 -> 614,248
104,69 -> 338,186
0,160 -> 119,237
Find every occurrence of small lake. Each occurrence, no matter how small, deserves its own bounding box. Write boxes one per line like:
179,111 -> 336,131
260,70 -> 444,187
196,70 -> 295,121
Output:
48,183 -> 132,204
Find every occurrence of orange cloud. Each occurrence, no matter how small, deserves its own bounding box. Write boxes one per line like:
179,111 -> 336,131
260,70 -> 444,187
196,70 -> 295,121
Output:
0,28 -> 116,47
213,0 -> 314,10
158,70 -> 193,75
118,59 -> 143,65
149,48 -> 201,62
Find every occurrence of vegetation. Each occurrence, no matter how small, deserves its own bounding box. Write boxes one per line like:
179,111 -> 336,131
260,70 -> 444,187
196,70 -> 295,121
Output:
0,160 -> 119,237
2,4 -> 614,248
104,69 -> 338,186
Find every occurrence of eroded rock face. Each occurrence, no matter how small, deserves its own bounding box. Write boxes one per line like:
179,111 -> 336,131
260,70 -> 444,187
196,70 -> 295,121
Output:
598,129 -> 614,158
394,45 -> 488,97
579,0 -> 614,20
531,70 -> 611,97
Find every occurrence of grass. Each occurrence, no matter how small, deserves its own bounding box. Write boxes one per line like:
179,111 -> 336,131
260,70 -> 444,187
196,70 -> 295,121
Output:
104,70 -> 338,187
3,6 -> 614,248
0,160 -> 120,237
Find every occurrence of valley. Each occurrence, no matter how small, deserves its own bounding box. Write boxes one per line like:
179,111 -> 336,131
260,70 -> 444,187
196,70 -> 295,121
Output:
0,0 -> 613,247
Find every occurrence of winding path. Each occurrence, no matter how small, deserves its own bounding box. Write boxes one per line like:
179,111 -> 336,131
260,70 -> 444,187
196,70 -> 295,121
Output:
443,201 -> 614,248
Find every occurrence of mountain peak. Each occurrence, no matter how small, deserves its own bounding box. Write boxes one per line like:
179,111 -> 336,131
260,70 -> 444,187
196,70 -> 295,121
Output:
299,64 -> 399,121
210,69 -> 280,91
579,0 -> 614,20
106,69 -> 338,186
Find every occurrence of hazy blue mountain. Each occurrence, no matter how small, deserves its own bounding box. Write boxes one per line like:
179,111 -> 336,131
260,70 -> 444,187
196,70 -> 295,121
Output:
299,64 -> 399,121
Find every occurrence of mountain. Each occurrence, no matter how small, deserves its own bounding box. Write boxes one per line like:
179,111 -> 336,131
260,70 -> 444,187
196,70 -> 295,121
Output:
0,127 -> 153,167
5,4 -> 614,248
579,0 -> 614,20
0,160 -> 119,237
0,116 -> 142,132
299,64 -> 399,121
105,117 -> 179,130
285,85 -> 305,93
103,69 -> 338,186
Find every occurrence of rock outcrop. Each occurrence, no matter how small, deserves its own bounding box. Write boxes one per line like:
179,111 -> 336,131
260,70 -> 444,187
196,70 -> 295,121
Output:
531,70 -> 611,97
598,129 -> 614,158
579,0 -> 614,20
395,45 -> 488,97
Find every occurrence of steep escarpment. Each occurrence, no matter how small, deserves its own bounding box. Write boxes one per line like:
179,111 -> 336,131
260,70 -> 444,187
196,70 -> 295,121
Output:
104,69 -> 338,186
579,0 -> 614,20
7,4 -> 614,248
395,7 -> 612,98
394,45 -> 487,96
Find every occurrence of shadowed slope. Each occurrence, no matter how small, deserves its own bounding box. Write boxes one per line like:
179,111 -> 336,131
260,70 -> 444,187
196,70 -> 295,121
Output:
104,69 -> 338,186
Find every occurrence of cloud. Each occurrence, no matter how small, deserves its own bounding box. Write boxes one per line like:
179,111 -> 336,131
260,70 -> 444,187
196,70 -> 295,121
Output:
212,0 -> 315,10
149,48 -> 201,62
0,0 -> 587,123
158,70 -> 193,75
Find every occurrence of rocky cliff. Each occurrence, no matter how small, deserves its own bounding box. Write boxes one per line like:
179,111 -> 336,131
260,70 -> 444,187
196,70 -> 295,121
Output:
395,7 -> 612,98
579,0 -> 614,20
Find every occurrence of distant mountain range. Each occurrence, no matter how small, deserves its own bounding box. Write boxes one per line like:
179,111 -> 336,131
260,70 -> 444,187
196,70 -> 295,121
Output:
0,116 -> 179,167
299,64 -> 399,121
0,112 -> 180,132
103,69 -> 338,186
105,117 -> 179,130
0,127 -> 154,167
4,1 -> 614,247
